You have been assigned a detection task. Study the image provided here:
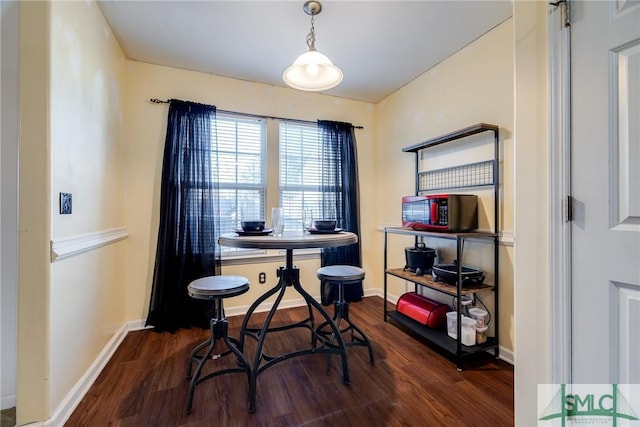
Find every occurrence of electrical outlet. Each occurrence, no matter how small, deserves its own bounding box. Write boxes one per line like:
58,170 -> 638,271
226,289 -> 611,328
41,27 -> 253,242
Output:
258,272 -> 266,284
59,192 -> 72,214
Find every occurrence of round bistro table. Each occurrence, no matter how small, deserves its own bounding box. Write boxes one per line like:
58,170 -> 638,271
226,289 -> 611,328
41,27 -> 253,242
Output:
219,230 -> 358,412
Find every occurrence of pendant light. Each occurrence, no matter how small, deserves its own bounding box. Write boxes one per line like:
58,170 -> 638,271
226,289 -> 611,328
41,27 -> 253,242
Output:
283,1 -> 343,92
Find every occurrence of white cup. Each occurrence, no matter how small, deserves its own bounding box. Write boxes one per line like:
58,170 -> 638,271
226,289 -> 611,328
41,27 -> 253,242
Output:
271,207 -> 284,236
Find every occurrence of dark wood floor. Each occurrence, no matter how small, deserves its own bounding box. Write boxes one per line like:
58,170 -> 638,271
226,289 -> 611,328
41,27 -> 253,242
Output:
65,296 -> 513,426
0,407 -> 16,427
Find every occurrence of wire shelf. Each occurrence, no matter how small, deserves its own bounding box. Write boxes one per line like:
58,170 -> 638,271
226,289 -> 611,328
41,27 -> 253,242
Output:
418,160 -> 495,192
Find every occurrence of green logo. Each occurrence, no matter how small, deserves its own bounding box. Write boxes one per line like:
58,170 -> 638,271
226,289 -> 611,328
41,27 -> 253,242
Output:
539,384 -> 639,426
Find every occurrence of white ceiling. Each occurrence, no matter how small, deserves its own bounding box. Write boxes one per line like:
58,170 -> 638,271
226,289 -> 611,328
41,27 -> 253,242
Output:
97,1 -> 512,103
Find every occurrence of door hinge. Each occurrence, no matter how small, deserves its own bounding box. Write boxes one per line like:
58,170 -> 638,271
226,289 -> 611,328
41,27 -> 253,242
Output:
549,0 -> 571,28
566,195 -> 573,222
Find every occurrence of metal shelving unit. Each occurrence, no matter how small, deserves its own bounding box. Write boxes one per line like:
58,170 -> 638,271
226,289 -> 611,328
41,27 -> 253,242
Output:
383,123 -> 500,370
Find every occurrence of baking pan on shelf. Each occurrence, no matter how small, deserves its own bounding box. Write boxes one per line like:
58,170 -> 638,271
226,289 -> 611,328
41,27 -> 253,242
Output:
431,263 -> 484,286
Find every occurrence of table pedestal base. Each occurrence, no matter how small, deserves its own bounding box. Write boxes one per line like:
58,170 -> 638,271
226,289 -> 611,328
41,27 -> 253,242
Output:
238,251 -> 350,413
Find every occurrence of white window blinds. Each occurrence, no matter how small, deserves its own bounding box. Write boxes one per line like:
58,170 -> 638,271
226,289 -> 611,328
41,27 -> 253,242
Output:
214,113 -> 266,237
279,121 -> 322,231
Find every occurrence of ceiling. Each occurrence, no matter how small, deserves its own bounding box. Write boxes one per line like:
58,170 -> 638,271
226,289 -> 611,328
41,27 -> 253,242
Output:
97,1 -> 512,103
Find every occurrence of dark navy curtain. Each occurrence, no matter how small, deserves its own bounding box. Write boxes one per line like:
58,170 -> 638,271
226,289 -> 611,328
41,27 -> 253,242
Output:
317,120 -> 363,304
146,100 -> 220,332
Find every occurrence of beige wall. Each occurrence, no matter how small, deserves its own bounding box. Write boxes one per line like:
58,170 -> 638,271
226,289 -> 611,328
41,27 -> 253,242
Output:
513,2 -> 550,425
122,61 -> 376,321
374,19 -> 515,354
18,2 -> 51,422
48,0 -> 127,418
18,0 -> 127,423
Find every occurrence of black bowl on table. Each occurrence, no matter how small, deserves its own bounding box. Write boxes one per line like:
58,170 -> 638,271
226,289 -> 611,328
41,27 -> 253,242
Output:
313,220 -> 337,231
241,220 -> 265,232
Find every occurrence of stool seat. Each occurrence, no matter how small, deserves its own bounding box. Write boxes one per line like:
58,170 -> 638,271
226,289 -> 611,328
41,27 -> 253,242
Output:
188,275 -> 249,300
317,265 -> 365,282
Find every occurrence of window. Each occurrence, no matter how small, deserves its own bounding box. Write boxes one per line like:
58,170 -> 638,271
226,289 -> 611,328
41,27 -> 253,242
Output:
211,115 -> 324,258
279,121 -> 322,231
214,113 -> 266,240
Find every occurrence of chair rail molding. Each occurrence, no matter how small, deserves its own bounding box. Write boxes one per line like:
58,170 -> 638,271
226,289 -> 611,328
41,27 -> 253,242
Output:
50,227 -> 128,262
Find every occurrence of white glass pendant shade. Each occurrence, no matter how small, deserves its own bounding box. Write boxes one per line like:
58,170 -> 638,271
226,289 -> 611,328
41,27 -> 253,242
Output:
283,50 -> 343,91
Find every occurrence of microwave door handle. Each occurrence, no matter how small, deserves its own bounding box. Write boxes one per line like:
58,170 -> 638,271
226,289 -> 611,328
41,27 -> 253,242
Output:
430,201 -> 439,225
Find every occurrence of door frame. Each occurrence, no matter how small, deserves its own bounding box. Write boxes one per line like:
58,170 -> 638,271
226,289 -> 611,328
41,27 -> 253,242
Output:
548,0 -> 572,384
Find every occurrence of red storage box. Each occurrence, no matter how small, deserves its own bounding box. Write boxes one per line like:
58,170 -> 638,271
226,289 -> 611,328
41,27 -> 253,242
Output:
396,292 -> 448,329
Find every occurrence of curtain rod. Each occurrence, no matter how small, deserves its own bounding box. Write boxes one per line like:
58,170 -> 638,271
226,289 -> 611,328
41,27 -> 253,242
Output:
149,98 -> 364,129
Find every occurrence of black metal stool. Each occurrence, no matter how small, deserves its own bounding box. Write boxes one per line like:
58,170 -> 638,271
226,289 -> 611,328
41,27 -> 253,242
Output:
185,275 -> 251,414
316,265 -> 375,365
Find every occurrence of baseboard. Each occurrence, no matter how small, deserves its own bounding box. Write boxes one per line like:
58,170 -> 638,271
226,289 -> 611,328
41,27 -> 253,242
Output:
224,295 -> 315,318
498,346 -> 515,365
45,323 -> 129,427
127,319 -> 154,331
1,394 -> 16,411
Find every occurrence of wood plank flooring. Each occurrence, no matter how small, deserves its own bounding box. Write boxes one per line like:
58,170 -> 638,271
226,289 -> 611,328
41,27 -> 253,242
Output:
0,408 -> 16,427
65,297 -> 513,426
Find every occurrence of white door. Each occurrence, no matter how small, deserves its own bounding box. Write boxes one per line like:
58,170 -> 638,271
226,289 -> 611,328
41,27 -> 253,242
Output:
571,0 -> 640,383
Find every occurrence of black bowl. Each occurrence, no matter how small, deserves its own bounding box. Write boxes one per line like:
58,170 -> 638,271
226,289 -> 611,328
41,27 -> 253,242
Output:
241,220 -> 265,232
313,220 -> 337,231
